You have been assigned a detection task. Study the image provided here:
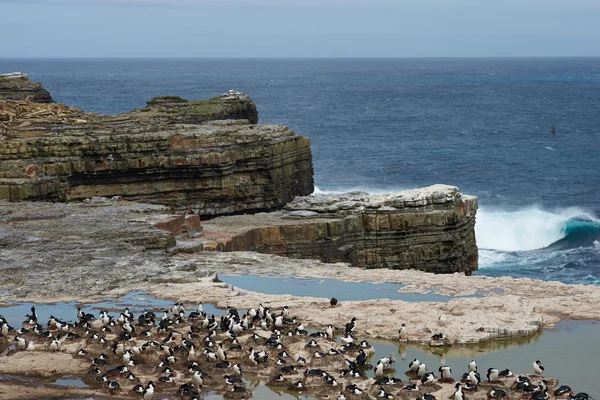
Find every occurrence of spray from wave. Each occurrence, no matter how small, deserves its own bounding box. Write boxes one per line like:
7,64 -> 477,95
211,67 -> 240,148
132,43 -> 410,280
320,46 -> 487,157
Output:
475,207 -> 599,252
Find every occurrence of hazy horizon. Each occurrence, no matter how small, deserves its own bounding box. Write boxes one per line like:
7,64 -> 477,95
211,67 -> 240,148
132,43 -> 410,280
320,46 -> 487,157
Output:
3,56 -> 600,60
2,0 -> 600,58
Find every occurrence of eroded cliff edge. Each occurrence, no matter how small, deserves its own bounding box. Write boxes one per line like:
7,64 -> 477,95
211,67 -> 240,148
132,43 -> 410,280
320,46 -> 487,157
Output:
0,76 -> 478,274
0,89 -> 313,215
0,73 -> 53,103
198,184 -> 479,274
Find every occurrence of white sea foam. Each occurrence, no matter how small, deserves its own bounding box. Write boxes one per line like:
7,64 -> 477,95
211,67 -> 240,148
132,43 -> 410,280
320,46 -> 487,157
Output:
478,249 -> 510,268
476,206 -> 597,252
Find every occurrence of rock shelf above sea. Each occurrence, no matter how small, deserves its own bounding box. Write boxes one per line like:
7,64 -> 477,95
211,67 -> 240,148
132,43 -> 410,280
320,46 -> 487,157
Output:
198,185 -> 479,274
0,87 -> 313,216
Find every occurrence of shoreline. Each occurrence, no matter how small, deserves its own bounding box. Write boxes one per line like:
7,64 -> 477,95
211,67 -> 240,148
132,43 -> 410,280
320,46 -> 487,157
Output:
2,252 -> 600,345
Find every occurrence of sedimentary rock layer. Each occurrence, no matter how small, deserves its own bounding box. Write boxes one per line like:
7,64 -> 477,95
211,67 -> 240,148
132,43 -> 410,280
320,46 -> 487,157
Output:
0,73 -> 53,103
200,185 -> 479,274
0,90 -> 313,215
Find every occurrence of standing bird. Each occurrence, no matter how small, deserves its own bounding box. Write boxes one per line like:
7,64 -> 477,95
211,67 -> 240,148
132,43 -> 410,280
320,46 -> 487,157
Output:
143,381 -> 155,400
439,365 -> 453,382
533,360 -> 545,376
487,368 -> 499,383
374,361 -> 385,378
468,360 -> 477,372
417,363 -> 427,377
453,383 -> 466,400
398,323 -> 407,341
467,371 -> 481,386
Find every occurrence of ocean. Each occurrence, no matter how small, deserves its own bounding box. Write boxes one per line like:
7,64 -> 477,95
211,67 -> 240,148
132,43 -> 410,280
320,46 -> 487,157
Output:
1,58 -> 599,285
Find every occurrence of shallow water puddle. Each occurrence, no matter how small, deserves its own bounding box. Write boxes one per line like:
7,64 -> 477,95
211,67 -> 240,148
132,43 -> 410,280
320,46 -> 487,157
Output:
52,376 -> 88,388
221,274 -> 484,302
366,320 -> 599,395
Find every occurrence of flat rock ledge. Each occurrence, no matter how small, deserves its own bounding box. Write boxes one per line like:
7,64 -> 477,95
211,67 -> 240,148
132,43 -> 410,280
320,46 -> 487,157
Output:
0,72 -> 54,103
0,87 -> 313,216
197,184 -> 479,274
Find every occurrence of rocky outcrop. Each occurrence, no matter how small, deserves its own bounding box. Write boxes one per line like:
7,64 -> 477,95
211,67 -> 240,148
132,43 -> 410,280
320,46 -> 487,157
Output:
0,90 -> 313,216
198,185 -> 479,274
0,73 -> 53,103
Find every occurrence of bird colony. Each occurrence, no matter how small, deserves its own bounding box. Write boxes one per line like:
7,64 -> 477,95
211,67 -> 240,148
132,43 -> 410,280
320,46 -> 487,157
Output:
0,302 -> 593,400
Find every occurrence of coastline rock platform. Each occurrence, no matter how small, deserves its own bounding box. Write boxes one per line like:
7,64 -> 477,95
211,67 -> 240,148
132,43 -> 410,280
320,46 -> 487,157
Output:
1,199 -> 599,347
197,185 -> 479,274
0,91 -> 313,216
0,72 -> 54,103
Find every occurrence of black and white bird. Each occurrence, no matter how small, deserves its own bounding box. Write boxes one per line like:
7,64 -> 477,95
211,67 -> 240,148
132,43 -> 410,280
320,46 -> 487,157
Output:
377,387 -> 394,399
553,385 -> 572,396
468,360 -> 477,372
533,360 -> 545,376
374,361 -> 385,378
467,370 -> 481,386
453,383 -> 466,400
489,388 -> 508,398
408,358 -> 420,372
346,384 -> 363,395
143,382 -> 155,400
417,362 -> 427,377
398,323 -> 407,340
487,367 -> 499,382
439,365 -> 452,381
531,390 -> 549,400
420,372 -> 436,385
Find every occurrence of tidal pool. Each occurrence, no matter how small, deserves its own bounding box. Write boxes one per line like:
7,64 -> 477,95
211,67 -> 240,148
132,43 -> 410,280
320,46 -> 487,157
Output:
220,274 -> 482,302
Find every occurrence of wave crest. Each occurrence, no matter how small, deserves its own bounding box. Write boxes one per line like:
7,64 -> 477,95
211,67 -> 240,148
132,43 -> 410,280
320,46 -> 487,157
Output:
476,207 -> 599,252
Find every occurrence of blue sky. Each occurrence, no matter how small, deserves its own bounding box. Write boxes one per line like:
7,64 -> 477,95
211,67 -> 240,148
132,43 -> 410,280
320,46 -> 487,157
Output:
1,0 -> 599,57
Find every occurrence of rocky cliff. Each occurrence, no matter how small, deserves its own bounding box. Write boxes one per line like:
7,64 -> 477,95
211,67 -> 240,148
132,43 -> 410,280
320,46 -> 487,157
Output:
0,90 -> 313,215
198,185 -> 479,274
0,73 -> 54,103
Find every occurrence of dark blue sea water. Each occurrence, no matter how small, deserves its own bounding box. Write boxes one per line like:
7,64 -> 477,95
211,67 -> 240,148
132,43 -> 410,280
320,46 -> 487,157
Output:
1,58 -> 599,285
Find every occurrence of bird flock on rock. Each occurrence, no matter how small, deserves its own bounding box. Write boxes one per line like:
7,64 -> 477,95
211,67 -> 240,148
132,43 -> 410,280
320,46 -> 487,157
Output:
0,303 -> 595,400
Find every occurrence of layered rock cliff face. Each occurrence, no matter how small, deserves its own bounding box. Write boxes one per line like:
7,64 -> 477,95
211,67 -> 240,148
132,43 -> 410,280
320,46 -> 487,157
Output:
0,73 -> 54,103
0,89 -> 314,215
199,185 -> 479,274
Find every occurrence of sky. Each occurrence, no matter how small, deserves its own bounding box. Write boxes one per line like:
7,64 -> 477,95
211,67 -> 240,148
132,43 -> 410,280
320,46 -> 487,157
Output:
1,0 -> 600,58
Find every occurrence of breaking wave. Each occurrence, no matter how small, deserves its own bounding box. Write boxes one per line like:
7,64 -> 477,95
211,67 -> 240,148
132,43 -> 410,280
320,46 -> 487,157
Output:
476,207 -> 600,252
